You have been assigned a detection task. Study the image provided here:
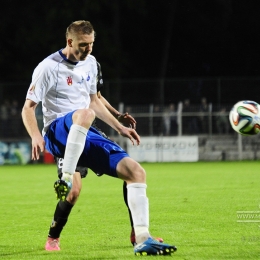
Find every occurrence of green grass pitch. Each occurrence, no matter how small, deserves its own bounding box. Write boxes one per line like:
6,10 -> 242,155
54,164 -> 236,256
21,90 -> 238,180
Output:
1,161 -> 260,259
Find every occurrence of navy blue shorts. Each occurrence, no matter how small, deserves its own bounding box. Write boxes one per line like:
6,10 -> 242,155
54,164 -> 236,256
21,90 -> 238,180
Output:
44,111 -> 129,178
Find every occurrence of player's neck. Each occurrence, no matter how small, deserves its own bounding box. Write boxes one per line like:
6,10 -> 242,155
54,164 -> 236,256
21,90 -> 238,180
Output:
61,47 -> 78,63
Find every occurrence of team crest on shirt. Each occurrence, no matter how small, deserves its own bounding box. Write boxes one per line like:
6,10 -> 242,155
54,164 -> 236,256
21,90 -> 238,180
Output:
67,76 -> 73,86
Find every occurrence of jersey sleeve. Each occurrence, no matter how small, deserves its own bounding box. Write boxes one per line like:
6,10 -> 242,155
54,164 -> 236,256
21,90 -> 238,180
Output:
26,61 -> 52,103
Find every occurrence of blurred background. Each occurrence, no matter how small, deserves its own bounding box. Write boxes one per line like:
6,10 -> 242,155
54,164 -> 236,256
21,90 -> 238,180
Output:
1,0 -> 260,164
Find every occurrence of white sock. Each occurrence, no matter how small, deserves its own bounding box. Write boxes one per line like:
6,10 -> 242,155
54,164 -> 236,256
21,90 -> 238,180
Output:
62,124 -> 88,175
127,183 -> 150,244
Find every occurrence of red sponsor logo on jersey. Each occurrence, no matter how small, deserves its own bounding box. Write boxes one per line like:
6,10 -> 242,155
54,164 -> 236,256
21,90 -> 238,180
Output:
67,76 -> 73,86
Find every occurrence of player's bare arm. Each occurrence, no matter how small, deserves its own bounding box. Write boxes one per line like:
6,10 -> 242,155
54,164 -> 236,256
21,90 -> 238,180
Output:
89,93 -> 140,145
21,99 -> 45,160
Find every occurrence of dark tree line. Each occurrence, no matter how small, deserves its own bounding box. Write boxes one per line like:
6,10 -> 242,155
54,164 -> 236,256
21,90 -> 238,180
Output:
1,0 -> 260,105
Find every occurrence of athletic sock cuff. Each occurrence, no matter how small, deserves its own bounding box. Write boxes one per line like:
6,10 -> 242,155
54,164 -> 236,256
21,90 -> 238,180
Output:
127,183 -> 147,189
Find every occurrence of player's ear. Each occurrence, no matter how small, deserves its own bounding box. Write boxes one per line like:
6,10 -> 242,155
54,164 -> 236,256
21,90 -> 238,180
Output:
68,39 -> 73,47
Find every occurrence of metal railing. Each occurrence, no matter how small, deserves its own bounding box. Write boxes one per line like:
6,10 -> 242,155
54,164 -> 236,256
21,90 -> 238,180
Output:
94,102 -> 233,138
2,102 -> 260,162
0,102 -> 234,139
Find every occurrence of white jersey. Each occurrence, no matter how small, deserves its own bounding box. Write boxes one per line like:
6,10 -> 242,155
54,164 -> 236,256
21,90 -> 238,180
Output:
26,50 -> 97,135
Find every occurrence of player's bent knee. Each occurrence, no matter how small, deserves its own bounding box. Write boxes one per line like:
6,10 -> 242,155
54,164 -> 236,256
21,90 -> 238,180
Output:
72,109 -> 96,126
117,157 -> 146,183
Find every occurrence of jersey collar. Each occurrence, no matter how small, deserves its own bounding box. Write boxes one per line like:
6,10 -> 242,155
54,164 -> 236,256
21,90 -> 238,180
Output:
58,49 -> 78,65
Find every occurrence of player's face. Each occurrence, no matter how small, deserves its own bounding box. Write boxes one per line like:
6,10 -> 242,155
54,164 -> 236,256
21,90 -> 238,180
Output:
69,32 -> 95,61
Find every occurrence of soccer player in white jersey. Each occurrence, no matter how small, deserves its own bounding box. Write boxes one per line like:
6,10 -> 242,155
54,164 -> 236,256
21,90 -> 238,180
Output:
52,60 -> 163,247
21,20 -> 177,256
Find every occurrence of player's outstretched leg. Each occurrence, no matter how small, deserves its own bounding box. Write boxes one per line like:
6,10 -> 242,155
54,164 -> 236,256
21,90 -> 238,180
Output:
134,237 -> 177,256
126,180 -> 177,256
122,181 -> 164,246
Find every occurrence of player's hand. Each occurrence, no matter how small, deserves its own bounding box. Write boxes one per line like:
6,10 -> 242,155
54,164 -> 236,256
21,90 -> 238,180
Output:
119,126 -> 140,145
118,113 -> 136,129
31,134 -> 45,160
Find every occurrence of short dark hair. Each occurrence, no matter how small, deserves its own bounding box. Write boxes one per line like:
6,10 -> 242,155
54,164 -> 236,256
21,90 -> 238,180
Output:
66,20 -> 95,38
